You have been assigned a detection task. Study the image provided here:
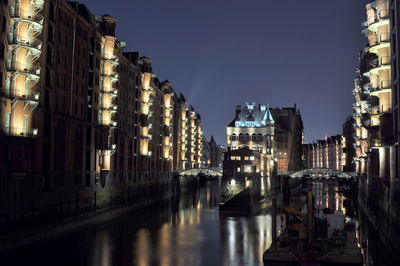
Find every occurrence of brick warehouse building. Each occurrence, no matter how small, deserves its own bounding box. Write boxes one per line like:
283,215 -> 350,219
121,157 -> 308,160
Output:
0,0 -> 203,232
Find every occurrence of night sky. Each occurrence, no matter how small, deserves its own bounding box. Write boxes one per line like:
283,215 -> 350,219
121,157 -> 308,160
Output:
80,0 -> 367,144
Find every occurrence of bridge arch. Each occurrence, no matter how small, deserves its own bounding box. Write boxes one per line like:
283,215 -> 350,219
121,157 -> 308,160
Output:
178,168 -> 223,177
289,168 -> 355,179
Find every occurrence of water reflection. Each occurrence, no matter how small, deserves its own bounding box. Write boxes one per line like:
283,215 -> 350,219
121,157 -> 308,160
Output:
2,180 -> 274,266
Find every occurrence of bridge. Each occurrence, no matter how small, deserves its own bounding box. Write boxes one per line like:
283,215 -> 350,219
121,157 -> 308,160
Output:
288,167 -> 357,179
177,168 -> 223,177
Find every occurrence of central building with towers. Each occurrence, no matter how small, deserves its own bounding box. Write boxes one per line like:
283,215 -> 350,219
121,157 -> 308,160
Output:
224,102 -> 275,177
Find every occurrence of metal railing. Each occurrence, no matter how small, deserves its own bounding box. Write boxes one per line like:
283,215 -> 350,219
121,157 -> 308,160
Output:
100,89 -> 118,95
2,127 -> 38,138
8,36 -> 43,50
7,62 -> 41,75
0,88 -> 40,101
370,80 -> 391,92
99,105 -> 118,111
10,9 -> 44,25
368,9 -> 389,25
99,120 -> 117,127
371,104 -> 391,115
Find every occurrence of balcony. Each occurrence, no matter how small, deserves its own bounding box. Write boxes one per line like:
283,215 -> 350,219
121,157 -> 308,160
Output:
369,32 -> 390,54
7,62 -> 41,77
370,79 -> 391,96
0,88 -> 40,102
100,88 -> 118,96
10,9 -> 44,27
3,127 -> 38,138
368,9 -> 389,32
371,104 -> 391,118
99,120 -> 117,127
363,118 -> 380,128
101,72 -> 119,81
369,56 -> 390,76
8,36 -> 43,52
99,105 -> 118,112
102,57 -> 119,64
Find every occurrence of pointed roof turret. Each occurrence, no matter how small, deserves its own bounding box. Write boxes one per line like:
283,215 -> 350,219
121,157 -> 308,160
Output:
210,135 -> 216,143
263,104 -> 274,123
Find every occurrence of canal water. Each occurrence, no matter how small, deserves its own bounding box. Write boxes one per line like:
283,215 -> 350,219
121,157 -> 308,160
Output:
2,180 -> 276,266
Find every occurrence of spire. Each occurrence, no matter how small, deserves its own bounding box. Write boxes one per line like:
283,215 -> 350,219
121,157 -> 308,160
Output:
263,104 -> 274,123
210,135 -> 215,143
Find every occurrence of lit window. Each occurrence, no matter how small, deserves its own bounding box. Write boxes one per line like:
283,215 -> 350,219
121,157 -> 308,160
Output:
245,166 -> 252,173
250,156 -> 255,161
237,167 -> 240,172
230,156 -> 235,160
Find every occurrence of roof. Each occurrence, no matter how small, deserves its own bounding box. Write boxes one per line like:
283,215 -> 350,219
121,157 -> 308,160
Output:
227,102 -> 274,127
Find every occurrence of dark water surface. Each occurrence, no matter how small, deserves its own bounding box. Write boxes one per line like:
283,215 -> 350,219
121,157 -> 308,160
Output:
2,180 -> 274,266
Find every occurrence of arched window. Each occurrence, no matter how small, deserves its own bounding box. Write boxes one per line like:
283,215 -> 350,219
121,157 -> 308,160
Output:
251,145 -> 263,153
243,133 -> 250,142
251,133 -> 257,142
239,133 -> 244,142
230,133 -> 237,141
257,134 -> 263,142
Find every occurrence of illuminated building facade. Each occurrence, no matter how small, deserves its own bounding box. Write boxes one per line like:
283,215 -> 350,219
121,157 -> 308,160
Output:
0,0 -> 203,231
270,106 -> 304,173
304,135 -> 346,171
354,0 -> 395,210
202,135 -> 224,169
357,0 -> 400,264
226,102 -> 275,176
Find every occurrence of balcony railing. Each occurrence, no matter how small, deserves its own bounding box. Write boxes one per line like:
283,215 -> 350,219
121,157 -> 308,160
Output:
102,57 -> 119,64
99,120 -> 117,127
10,9 -> 44,25
99,106 -> 118,111
3,127 -> 38,138
369,56 -> 391,74
370,80 -> 391,93
371,104 -> 391,115
7,62 -> 41,76
101,73 -> 119,81
0,88 -> 40,102
368,9 -> 389,25
8,36 -> 43,50
100,89 -> 118,96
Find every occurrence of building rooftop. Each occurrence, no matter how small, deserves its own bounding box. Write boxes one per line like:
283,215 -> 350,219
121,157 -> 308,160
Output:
228,102 -> 274,127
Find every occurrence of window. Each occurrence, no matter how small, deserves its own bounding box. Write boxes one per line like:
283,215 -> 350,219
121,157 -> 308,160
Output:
23,115 -> 29,136
245,166 -> 252,173
251,145 -> 263,153
5,113 -> 10,133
